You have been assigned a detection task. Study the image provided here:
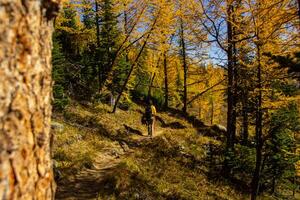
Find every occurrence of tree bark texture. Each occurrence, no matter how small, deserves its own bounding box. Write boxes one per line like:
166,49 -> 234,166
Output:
0,0 -> 60,199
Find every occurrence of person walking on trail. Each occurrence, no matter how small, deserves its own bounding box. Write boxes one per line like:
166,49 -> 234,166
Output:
143,100 -> 156,137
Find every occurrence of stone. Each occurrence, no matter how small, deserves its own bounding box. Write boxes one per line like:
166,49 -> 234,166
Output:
51,122 -> 64,132
213,124 -> 227,132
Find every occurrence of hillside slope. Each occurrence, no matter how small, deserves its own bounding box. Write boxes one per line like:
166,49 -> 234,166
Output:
52,102 -> 248,200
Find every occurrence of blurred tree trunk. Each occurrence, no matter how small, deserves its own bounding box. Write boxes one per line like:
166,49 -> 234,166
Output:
0,0 -> 60,199
298,0 -> 300,20
180,18 -> 188,114
251,43 -> 264,200
148,73 -> 156,98
241,91 -> 249,145
210,99 -> 214,125
95,0 -> 101,90
163,52 -> 169,109
223,0 -> 236,177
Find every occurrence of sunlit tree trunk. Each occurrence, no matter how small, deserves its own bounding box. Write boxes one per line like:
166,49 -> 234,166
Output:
0,0 -> 60,199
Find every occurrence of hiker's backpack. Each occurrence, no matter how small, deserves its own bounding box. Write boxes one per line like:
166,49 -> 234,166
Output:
151,105 -> 156,116
141,115 -> 147,125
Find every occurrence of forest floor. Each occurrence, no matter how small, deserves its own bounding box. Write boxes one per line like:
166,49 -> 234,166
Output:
54,105 -> 165,200
51,102 -> 297,200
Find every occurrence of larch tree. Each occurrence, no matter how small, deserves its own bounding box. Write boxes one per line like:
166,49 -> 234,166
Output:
246,0 -> 299,198
179,15 -> 188,114
149,0 -> 176,108
98,0 -> 120,91
0,0 -> 61,199
112,0 -> 161,112
176,0 -> 207,114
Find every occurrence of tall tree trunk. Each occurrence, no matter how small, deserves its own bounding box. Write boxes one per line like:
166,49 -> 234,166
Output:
232,26 -> 238,145
148,73 -> 156,98
226,1 -> 234,149
163,52 -> 169,109
180,18 -> 188,114
95,0 -> 101,90
210,98 -> 214,125
241,91 -> 249,145
0,0 -> 60,199
298,0 -> 300,20
112,38 -> 148,113
224,0 -> 236,176
251,44 -> 264,200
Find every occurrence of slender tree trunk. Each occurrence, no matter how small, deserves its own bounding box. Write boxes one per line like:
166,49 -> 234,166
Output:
180,18 -> 188,114
124,4 -> 129,36
112,37 -> 149,113
112,39 -> 147,113
112,11 -> 160,113
148,73 -> 156,98
293,131 -> 296,197
163,52 -> 169,109
95,0 -> 101,90
0,0 -> 60,199
210,98 -> 214,125
271,178 -> 276,194
251,44 -> 264,200
242,91 -> 249,145
224,0 -> 236,176
226,1 -> 235,149
232,27 -> 238,144
148,57 -> 161,99
298,0 -> 300,20
198,100 -> 202,119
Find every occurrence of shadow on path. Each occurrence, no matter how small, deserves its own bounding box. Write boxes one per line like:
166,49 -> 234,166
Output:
55,153 -> 122,200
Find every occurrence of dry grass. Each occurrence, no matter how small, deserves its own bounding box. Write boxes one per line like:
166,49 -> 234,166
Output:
53,102 -> 251,199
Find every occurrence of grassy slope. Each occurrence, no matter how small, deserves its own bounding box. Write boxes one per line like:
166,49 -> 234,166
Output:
53,102 -> 249,200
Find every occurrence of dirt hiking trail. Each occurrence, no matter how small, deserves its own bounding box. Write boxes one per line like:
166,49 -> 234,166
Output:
56,152 -> 123,200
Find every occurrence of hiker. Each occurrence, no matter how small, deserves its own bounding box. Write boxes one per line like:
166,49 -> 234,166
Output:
143,100 -> 156,137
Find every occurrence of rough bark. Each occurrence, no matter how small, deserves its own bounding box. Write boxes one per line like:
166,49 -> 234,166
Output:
0,0 -> 60,199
